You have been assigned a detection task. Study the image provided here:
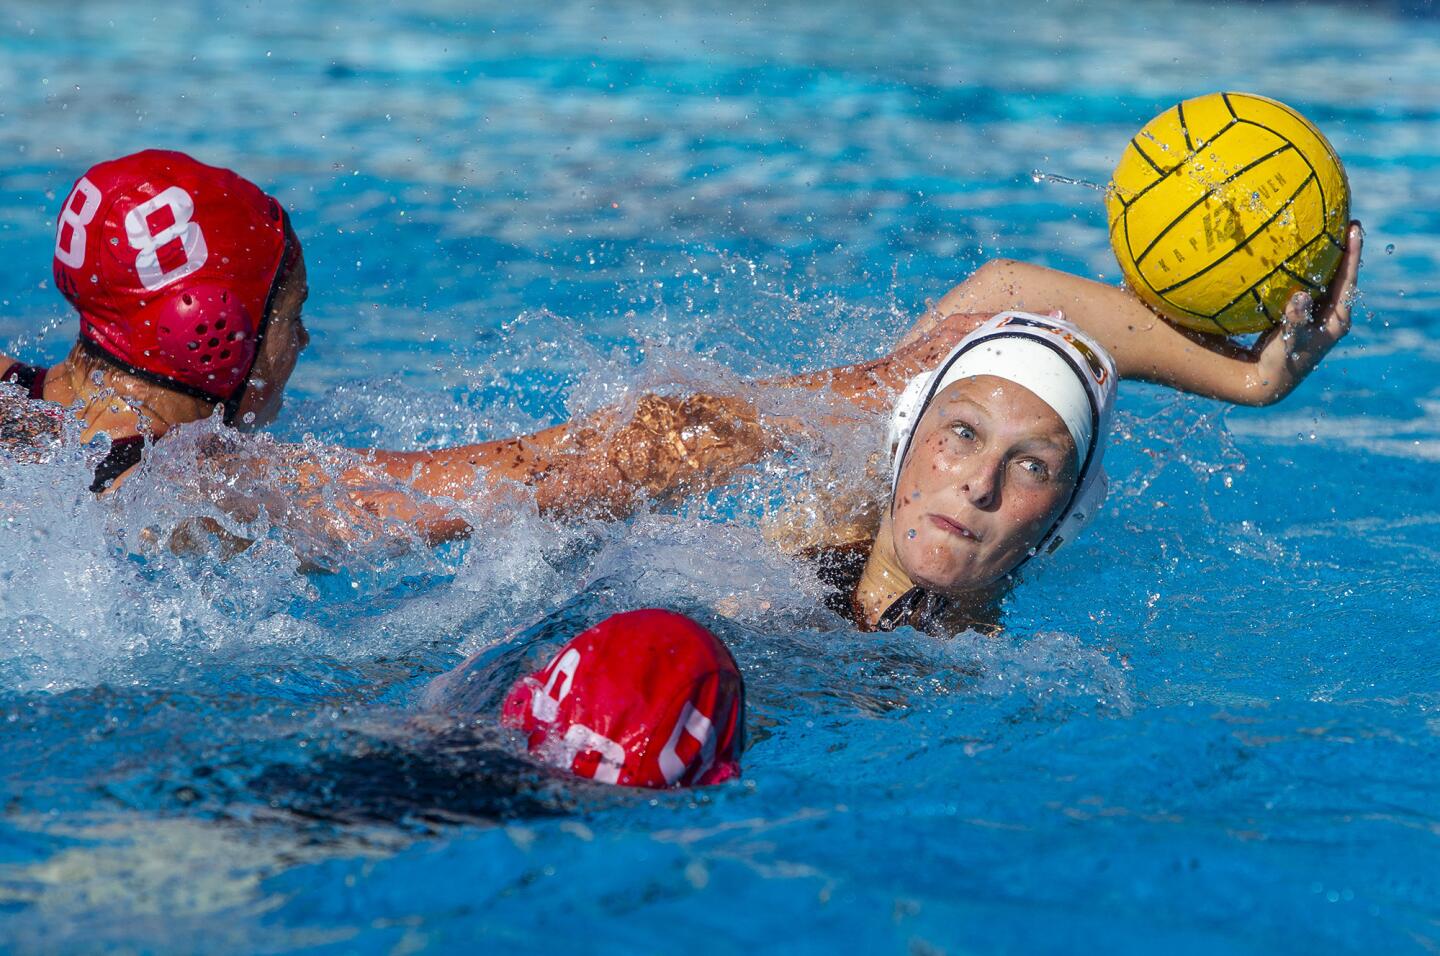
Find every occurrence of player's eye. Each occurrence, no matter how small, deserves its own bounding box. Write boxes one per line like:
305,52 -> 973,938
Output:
1016,457 -> 1051,482
951,422 -> 977,442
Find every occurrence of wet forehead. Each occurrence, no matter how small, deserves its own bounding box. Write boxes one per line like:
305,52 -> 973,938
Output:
929,375 -> 1074,450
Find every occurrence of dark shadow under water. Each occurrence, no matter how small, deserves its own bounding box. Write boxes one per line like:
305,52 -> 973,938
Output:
246,726 -> 578,833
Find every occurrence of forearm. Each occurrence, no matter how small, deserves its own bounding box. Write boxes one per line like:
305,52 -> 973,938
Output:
357,392 -> 778,527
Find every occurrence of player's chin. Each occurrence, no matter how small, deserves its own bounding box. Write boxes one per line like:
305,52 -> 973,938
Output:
898,541 -> 990,596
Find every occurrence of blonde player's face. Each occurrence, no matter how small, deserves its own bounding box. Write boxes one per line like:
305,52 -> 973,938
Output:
889,376 -> 1077,594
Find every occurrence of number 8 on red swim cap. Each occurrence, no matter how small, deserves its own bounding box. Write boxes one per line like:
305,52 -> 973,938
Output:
502,609 -> 746,789
51,149 -> 291,406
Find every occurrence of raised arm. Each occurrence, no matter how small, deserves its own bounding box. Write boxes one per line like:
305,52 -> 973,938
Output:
902,222 -> 1363,407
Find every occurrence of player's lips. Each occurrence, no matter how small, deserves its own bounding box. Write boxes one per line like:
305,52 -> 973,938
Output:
927,514 -> 980,541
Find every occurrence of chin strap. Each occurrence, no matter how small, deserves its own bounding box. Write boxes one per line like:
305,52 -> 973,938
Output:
873,586 -> 942,633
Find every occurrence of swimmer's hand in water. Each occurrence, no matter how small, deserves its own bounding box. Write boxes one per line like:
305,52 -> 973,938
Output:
1249,221 -> 1362,404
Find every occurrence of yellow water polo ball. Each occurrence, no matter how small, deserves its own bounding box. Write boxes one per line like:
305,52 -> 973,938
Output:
1106,92 -> 1349,335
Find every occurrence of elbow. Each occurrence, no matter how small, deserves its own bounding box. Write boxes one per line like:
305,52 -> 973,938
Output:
1234,374 -> 1289,408
930,258 -> 1024,317
969,258 -> 1022,287
941,258 -> 1017,300
960,257 -> 1048,308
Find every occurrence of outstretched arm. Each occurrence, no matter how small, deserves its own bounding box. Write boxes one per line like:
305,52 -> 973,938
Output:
245,322 -> 982,547
902,222 -> 1363,407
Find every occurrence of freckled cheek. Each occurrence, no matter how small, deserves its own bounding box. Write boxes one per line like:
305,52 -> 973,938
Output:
922,433 -> 955,460
895,451 -> 969,527
1003,486 -> 1066,533
917,434 -> 971,480
891,498 -> 943,559
894,467 -> 949,525
891,492 -> 928,545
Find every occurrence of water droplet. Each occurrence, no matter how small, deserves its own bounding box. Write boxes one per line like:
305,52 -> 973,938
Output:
1385,243 -> 1395,255
1031,170 -> 1107,191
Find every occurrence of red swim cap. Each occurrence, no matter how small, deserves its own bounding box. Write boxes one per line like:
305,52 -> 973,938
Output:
51,149 -> 289,404
502,609 -> 745,789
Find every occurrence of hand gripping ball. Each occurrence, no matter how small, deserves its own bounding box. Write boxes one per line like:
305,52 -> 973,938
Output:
1106,92 -> 1349,335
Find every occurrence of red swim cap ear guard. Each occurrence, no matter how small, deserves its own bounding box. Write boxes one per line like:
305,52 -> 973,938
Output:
51,149 -> 290,415
501,609 -> 746,789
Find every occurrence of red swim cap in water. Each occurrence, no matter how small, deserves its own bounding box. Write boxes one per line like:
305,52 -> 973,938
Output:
502,609 -> 745,789
51,149 -> 290,405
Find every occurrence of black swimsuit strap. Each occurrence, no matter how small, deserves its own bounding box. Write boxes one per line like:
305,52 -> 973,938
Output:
1,361 -> 48,399
89,436 -> 145,493
875,586 -> 934,632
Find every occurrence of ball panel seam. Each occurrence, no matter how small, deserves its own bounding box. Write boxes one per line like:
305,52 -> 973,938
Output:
1250,288 -> 1275,326
1132,143 -> 1297,269
1128,136 -> 1167,176
1235,116 -> 1331,237
1200,227 -> 1332,319
1114,119 -> 1240,211
1154,170 -> 1316,296
1275,262 -> 1327,294
1176,100 -> 1196,152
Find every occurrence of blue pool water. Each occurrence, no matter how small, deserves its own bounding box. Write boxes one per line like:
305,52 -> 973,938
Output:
2,0 -> 1440,951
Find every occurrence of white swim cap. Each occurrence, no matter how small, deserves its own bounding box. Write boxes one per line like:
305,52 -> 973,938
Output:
889,310 -> 1118,559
